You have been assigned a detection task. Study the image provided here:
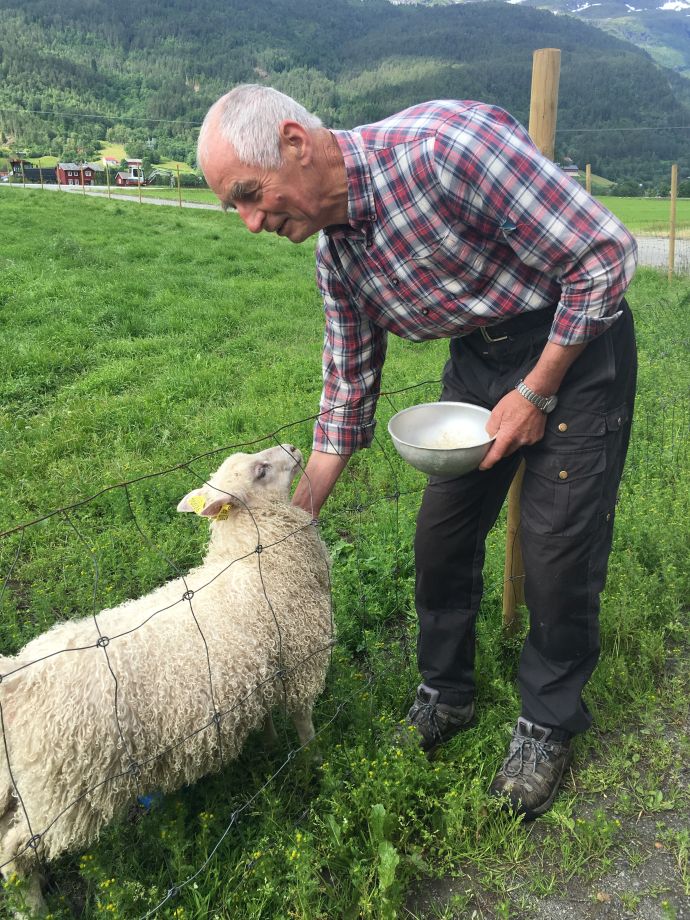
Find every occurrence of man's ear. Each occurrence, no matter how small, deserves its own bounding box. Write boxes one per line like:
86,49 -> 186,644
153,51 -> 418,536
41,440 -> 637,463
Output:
278,121 -> 312,163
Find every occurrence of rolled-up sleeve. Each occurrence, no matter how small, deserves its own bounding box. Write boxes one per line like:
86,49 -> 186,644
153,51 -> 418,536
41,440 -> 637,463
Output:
433,109 -> 638,345
313,245 -> 388,455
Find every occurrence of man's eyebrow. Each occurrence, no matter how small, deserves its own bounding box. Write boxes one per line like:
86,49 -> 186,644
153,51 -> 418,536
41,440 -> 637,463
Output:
228,180 -> 260,204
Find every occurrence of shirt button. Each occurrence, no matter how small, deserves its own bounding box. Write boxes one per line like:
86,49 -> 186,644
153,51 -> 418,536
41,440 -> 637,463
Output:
558,470 -> 568,480
558,422 -> 568,432
390,275 -> 399,286
421,308 -> 429,316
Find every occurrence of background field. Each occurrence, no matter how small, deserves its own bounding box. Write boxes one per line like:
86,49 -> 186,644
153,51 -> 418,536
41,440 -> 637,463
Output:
0,189 -> 688,919
7,183 -> 689,239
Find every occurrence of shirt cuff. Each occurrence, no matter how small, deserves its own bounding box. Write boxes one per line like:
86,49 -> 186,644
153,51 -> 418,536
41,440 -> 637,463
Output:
547,308 -> 623,347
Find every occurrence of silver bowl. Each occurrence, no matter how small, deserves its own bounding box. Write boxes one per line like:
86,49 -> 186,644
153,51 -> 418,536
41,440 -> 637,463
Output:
388,401 -> 494,476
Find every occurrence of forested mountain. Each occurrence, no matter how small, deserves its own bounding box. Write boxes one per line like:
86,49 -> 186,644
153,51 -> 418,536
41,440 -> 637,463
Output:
1,0 -> 689,182
404,0 -> 690,81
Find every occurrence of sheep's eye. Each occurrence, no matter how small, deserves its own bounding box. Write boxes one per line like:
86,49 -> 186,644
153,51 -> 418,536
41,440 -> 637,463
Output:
255,463 -> 269,480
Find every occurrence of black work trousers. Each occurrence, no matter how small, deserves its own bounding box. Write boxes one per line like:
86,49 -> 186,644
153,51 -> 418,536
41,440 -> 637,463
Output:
414,301 -> 637,736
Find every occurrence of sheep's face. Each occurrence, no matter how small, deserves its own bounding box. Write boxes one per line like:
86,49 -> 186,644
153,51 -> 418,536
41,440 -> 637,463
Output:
177,444 -> 303,517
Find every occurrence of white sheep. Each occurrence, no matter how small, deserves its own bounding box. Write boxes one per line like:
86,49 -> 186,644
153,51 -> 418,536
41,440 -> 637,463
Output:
0,444 -> 333,916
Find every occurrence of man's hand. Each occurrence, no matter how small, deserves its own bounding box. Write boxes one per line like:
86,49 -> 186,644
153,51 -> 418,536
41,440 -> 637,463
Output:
478,339 -> 588,470
479,390 -> 547,469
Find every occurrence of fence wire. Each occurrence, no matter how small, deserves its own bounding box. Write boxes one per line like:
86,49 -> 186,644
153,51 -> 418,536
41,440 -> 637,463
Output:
0,378 -> 688,918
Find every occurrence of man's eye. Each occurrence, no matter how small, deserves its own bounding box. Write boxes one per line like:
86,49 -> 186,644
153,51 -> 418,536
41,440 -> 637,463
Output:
234,186 -> 259,204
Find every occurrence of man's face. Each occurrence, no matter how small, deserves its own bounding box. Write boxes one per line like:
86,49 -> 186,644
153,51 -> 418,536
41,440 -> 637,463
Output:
202,127 -> 326,244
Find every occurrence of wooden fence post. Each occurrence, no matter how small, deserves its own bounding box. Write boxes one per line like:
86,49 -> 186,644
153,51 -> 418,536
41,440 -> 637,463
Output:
668,164 -> 678,283
502,48 -> 561,633
176,165 -> 182,208
106,164 -> 111,200
585,164 -> 592,196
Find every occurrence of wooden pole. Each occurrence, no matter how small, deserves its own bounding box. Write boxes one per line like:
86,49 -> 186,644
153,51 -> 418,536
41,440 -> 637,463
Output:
502,48 -> 561,632
176,165 -> 182,208
586,164 -> 592,196
20,160 -> 26,188
668,164 -> 678,283
528,48 -> 561,160
106,163 -> 111,199
138,165 -> 143,204
81,166 -> 86,196
38,163 -> 44,189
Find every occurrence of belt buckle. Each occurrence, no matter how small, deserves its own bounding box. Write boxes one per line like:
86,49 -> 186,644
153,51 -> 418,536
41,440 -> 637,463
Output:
479,326 -> 509,343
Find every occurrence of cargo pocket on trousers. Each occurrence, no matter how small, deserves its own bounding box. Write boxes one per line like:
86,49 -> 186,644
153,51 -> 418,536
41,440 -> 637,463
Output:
521,447 -> 607,537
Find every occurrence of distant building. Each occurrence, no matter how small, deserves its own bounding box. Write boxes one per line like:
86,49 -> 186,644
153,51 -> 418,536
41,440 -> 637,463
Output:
557,160 -> 580,177
115,161 -> 145,186
56,163 -> 96,186
9,159 -> 58,183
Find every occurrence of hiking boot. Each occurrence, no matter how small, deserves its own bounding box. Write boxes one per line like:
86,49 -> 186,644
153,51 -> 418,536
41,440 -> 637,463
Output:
489,717 -> 573,820
403,684 -> 475,755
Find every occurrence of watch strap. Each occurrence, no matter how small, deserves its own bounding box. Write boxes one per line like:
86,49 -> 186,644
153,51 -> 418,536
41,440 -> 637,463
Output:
515,379 -> 558,414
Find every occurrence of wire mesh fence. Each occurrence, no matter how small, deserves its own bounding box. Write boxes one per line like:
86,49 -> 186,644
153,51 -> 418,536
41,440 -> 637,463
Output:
1,367 -> 688,917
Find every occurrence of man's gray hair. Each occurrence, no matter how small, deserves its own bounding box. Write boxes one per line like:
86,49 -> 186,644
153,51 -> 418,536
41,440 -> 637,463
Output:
197,84 -> 322,170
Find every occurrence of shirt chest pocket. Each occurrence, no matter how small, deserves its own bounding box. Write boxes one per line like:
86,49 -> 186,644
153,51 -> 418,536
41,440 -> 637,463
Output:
400,227 -> 490,302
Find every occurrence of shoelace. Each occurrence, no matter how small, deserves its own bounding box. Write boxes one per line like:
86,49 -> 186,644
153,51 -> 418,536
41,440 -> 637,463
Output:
502,735 -> 551,777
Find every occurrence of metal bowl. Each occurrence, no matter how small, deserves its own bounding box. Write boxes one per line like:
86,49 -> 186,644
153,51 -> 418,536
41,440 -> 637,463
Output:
388,401 -> 494,476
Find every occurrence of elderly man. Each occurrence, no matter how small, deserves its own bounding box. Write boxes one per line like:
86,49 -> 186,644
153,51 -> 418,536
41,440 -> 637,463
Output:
197,84 -> 637,819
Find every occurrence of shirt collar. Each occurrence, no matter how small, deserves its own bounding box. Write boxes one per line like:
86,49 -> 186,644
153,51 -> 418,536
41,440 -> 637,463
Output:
331,130 -> 376,232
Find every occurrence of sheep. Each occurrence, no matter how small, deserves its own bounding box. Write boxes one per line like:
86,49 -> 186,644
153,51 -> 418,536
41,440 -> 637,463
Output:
0,444 -> 333,916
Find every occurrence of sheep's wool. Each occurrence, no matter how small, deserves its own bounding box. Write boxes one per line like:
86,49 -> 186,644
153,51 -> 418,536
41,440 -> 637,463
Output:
0,449 -> 332,880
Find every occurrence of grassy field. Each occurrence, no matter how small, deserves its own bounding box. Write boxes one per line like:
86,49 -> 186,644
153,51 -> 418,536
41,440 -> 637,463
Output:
97,143 -> 197,175
0,189 -> 689,919
106,186 -> 216,203
600,195 -> 690,236
5,179 -> 690,236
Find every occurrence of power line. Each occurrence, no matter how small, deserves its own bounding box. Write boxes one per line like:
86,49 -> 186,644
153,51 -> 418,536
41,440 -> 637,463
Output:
0,107 -> 202,127
2,105 -> 690,135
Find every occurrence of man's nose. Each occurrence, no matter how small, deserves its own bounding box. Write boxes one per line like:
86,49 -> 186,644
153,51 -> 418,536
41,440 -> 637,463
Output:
235,201 -> 264,233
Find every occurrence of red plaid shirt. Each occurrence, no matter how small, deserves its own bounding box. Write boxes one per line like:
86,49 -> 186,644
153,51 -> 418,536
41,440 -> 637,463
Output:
314,100 -> 637,455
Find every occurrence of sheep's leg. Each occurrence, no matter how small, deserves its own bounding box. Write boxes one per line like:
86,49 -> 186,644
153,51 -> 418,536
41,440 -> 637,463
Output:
291,707 -> 315,747
262,713 -> 278,747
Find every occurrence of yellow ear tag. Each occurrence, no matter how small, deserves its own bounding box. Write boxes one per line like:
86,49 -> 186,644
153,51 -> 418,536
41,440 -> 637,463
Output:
188,494 -> 206,515
213,504 -> 231,521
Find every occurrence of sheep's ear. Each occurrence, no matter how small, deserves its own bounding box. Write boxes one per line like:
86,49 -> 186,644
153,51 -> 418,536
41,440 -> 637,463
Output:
253,461 -> 269,480
178,488 -> 242,517
198,496 -> 237,518
177,488 -> 207,514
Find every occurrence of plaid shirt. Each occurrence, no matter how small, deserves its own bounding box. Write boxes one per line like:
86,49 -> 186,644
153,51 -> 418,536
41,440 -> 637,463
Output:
314,100 -> 637,455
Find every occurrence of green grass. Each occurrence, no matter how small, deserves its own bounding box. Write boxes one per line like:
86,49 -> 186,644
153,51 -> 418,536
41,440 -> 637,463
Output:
598,195 -> 690,236
0,188 -> 688,919
106,187 -> 217,204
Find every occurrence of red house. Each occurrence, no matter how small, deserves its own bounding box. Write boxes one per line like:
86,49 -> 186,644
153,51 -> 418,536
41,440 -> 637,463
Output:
115,161 -> 145,186
57,163 -> 95,186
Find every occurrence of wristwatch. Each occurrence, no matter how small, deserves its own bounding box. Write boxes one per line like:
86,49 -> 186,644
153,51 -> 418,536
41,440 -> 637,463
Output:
515,379 -> 558,414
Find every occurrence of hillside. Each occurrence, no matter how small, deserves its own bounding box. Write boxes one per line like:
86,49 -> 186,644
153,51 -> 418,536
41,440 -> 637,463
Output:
1,0 -> 689,181
402,0 -> 690,81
